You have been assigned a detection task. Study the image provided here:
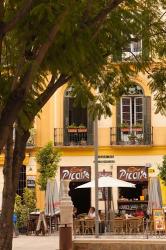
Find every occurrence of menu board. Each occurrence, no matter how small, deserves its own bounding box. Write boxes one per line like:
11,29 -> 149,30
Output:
153,209 -> 165,231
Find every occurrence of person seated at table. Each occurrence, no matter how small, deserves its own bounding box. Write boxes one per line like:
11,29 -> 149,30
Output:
73,207 -> 78,219
121,210 -> 132,219
134,207 -> 144,217
88,207 -> 95,219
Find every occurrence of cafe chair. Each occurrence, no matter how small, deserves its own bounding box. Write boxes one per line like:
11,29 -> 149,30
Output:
27,218 -> 36,235
84,219 -> 95,235
112,218 -> 125,234
126,217 -> 143,233
73,219 -> 82,235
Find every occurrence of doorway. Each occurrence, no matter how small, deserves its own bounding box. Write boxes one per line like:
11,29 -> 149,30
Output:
69,181 -> 90,215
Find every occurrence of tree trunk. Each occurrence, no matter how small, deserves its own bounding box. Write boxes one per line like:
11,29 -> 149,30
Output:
0,127 -> 14,250
0,126 -> 30,250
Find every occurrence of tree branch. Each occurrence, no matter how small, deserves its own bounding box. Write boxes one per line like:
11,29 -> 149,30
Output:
1,0 -> 33,36
35,9 -> 68,65
34,74 -> 71,116
90,0 -> 125,39
0,9 -> 68,153
91,0 -> 125,27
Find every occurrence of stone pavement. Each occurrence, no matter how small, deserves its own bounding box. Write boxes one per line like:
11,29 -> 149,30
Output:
13,234 -> 59,250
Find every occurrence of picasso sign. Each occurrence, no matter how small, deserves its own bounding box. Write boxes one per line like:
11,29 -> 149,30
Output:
117,166 -> 148,182
60,166 -> 91,181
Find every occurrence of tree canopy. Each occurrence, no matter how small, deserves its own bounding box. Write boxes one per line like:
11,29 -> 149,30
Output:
0,1 -> 166,249
0,0 -> 166,151
36,142 -> 61,191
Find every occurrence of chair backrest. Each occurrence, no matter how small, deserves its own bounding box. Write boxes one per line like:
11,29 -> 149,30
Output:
113,218 -> 125,227
127,217 -> 143,228
73,219 -> 81,227
85,219 -> 95,228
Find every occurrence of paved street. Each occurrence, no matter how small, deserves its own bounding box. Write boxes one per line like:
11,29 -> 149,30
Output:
13,235 -> 59,250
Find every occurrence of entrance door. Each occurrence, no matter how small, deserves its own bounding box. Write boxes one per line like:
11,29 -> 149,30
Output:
69,181 -> 90,215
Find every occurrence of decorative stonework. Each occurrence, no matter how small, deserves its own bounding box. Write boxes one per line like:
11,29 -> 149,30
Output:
60,179 -> 73,225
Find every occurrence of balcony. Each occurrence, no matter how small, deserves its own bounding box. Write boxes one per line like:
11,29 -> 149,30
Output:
54,128 -> 93,146
110,126 -> 153,146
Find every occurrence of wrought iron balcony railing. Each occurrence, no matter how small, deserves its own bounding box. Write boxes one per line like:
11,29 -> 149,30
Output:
54,128 -> 93,146
110,126 -> 153,146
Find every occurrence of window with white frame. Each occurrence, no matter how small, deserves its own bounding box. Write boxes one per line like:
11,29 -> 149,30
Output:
122,40 -> 142,59
121,84 -> 144,127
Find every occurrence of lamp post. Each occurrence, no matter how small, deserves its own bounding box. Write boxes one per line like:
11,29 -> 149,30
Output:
94,116 -> 99,237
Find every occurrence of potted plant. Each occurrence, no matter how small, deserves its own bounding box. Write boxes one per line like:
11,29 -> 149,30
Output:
128,132 -> 137,144
77,124 -> 87,133
136,136 -> 144,145
15,188 -> 36,234
132,123 -> 143,132
120,122 -> 130,132
67,123 -> 78,133
80,139 -> 87,145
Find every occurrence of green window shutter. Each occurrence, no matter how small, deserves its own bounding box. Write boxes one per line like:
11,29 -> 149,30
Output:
116,100 -> 121,144
87,110 -> 93,145
143,96 -> 151,144
63,95 -> 69,145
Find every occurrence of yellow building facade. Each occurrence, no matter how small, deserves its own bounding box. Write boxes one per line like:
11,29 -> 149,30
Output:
31,71 -> 166,214
0,71 -> 166,215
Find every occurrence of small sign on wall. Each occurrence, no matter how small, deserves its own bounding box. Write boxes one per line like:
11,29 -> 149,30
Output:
153,209 -> 165,232
27,175 -> 35,188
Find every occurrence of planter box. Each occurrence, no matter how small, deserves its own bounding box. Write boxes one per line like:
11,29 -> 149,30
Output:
121,128 -> 130,132
77,128 -> 87,133
132,128 -> 143,132
67,128 -> 77,133
80,140 -> 87,145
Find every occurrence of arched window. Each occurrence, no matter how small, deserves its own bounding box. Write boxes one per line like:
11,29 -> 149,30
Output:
115,83 -> 152,145
121,84 -> 144,126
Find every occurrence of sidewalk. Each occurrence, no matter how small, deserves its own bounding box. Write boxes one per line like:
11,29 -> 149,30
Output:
13,234 -> 59,250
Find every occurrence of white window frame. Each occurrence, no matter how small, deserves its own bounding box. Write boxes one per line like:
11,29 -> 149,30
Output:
134,97 -> 144,125
121,97 -> 132,126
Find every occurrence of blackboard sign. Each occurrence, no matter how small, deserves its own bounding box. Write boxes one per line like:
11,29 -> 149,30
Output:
27,175 -> 35,188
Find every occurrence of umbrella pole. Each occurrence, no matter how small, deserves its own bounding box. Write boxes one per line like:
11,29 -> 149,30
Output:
50,216 -> 51,235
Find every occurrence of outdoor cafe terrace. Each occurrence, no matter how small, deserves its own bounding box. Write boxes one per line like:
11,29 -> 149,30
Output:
73,213 -> 166,239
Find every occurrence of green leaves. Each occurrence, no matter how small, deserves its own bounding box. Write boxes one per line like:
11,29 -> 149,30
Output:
15,188 -> 36,227
158,156 -> 166,186
149,67 -> 166,115
36,142 -> 61,191
1,0 -> 166,124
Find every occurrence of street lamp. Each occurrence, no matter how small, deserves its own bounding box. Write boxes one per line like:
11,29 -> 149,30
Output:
94,116 -> 99,237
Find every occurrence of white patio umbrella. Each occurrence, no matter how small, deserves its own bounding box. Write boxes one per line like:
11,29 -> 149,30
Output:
147,177 -> 162,215
45,179 -> 60,233
76,176 -> 135,230
76,176 -> 135,189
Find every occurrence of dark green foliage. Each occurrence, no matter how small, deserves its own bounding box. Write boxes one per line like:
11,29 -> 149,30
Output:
15,188 -> 36,228
36,142 -> 61,191
1,0 -> 166,125
158,156 -> 166,186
